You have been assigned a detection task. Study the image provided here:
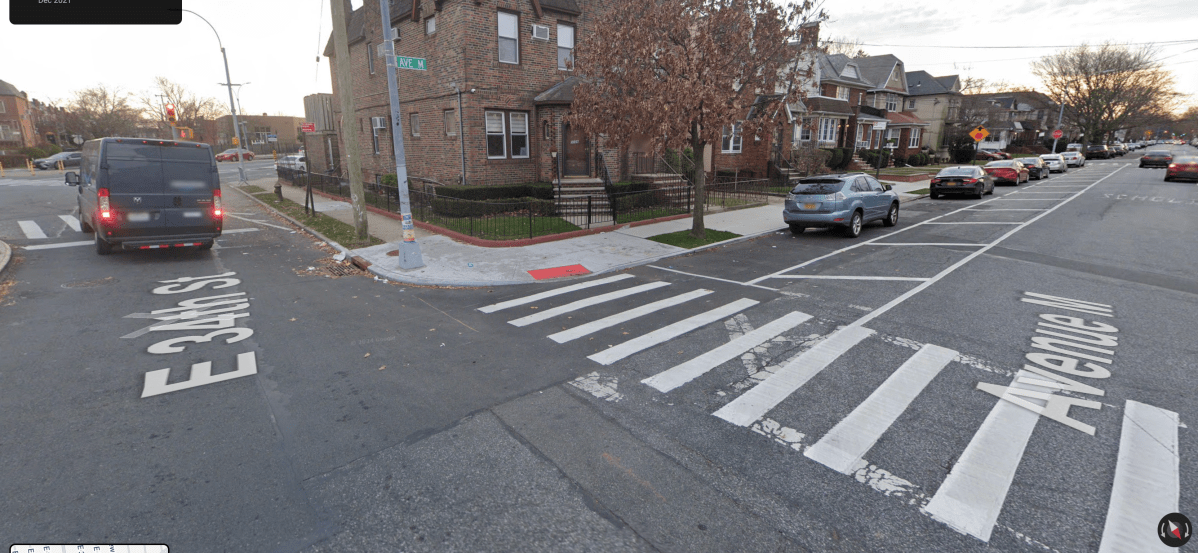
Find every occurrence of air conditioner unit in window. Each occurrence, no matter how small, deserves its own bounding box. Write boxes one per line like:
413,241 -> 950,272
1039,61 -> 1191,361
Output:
531,24 -> 549,41
371,116 -> 388,130
390,27 -> 400,41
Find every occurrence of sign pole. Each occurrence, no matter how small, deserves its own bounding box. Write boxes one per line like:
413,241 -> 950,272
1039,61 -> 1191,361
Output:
379,0 -> 425,269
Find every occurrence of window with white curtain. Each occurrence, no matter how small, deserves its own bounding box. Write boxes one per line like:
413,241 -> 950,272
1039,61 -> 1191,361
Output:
908,128 -> 921,148
818,118 -> 838,143
557,24 -> 574,70
498,12 -> 518,64
721,123 -> 742,153
486,111 -> 506,158
510,112 -> 529,158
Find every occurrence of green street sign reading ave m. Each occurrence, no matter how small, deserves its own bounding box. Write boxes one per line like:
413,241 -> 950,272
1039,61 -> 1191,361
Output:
395,56 -> 427,71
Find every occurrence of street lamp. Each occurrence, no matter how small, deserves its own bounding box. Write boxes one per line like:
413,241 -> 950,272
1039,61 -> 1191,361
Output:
181,9 -> 248,185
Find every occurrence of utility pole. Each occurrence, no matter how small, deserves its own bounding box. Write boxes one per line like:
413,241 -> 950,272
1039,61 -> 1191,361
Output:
380,0 -> 424,268
155,93 -> 169,139
331,0 -> 369,240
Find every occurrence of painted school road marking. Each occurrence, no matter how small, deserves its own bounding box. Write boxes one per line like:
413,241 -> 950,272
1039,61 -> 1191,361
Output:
508,281 -> 671,327
18,221 -> 47,239
549,289 -> 714,343
803,344 -> 958,474
588,298 -> 759,365
479,274 -> 634,313
59,214 -> 81,232
1098,400 -> 1180,553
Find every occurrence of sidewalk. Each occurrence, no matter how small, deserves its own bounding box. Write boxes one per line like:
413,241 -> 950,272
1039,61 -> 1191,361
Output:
231,176 -> 930,288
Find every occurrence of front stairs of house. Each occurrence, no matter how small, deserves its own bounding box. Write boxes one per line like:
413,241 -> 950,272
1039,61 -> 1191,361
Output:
553,176 -> 612,220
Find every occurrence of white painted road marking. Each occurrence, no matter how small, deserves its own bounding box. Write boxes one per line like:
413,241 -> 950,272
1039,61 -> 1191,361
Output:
23,240 -> 93,250
18,220 -> 47,239
713,325 -> 875,427
141,351 -> 258,398
769,275 -> 930,281
59,214 -> 81,232
588,298 -> 759,366
1098,400 -> 1180,553
866,243 -> 987,247
508,281 -> 671,327
648,264 -> 779,291
924,370 -> 1052,542
803,344 -> 958,474
221,228 -> 261,234
923,222 -> 1023,225
478,274 -> 634,313
548,288 -> 713,343
643,311 -> 813,393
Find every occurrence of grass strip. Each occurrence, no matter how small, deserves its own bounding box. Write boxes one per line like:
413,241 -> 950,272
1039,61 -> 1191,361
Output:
417,213 -> 582,240
245,187 -> 384,248
648,228 -> 741,249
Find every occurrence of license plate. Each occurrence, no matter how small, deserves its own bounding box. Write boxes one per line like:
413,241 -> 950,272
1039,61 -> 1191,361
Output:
946,182 -> 957,186
126,212 -> 150,222
803,203 -> 817,210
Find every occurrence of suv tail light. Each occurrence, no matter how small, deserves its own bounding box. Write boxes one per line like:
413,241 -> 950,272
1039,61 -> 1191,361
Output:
212,189 -> 223,218
98,187 -> 113,221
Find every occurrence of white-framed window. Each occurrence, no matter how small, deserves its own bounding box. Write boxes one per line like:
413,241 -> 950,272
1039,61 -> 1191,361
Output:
367,42 -> 375,75
372,127 -> 380,154
444,109 -> 457,136
486,111 -> 506,158
426,15 -> 436,35
886,94 -> 898,111
721,123 -> 742,153
907,99 -> 916,109
498,12 -> 519,64
410,113 -> 420,137
836,86 -> 849,100
857,124 -> 870,148
0,101 -> 6,114
818,118 -> 838,144
885,128 -> 900,148
557,24 -> 575,71
510,112 -> 529,158
908,128 -> 921,148
793,122 -> 811,143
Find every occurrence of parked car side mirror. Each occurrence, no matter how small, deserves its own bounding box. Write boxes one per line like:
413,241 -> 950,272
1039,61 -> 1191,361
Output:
883,184 -> 893,191
65,172 -> 79,185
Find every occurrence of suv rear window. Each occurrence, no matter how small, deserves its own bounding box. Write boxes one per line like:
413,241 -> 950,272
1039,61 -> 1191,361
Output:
792,179 -> 844,194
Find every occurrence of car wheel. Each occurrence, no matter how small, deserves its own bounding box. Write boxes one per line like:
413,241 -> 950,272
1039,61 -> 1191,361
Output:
198,241 -> 214,250
882,203 -> 899,227
95,233 -> 112,255
974,185 -> 985,199
77,211 -> 93,233
986,183 -> 994,195
930,191 -> 940,199
843,211 -> 863,238
788,224 -> 805,235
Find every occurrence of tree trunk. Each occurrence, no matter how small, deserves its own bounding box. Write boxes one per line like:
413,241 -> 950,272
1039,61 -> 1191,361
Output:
690,119 -> 706,239
330,0 -> 369,241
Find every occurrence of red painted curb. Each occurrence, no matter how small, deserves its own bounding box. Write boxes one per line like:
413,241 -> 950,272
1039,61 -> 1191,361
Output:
300,184 -> 693,248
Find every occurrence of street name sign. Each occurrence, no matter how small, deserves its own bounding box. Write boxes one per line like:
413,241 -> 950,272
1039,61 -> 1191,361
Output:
395,56 -> 427,71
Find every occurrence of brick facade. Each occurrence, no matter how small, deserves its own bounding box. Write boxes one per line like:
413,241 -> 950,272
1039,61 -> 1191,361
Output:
0,79 -> 39,155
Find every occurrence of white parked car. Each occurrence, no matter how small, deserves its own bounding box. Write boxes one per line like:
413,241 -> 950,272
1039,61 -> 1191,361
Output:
1039,153 -> 1068,173
275,154 -> 307,172
1060,151 -> 1085,167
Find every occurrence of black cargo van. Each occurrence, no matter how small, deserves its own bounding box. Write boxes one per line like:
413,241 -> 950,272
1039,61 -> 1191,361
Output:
66,138 -> 223,255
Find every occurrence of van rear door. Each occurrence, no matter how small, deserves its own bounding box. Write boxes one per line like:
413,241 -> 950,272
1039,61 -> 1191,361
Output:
159,143 -> 220,236
102,141 -> 220,239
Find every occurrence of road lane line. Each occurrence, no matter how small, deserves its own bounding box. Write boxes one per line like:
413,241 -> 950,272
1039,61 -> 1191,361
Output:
864,243 -> 986,247
924,370 -> 1052,542
961,209 -> 1046,211
23,240 -> 93,250
220,228 -> 261,234
769,275 -> 930,281
923,222 -> 1023,225
478,274 -> 634,313
58,214 -> 81,232
508,281 -> 671,327
648,265 -> 778,291
548,289 -> 713,343
804,344 -> 958,474
18,221 -> 47,239
713,325 -> 875,426
643,311 -> 813,392
224,213 -> 294,230
588,298 -> 759,365
1097,400 -> 1180,553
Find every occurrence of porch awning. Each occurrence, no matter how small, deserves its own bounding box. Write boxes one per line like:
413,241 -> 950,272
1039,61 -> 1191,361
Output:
534,76 -> 584,105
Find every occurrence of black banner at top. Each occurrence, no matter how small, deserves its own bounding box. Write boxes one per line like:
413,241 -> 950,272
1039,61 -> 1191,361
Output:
10,0 -> 182,25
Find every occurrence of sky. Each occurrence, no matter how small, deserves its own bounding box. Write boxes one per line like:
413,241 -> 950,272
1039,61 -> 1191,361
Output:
1,0 -> 1196,119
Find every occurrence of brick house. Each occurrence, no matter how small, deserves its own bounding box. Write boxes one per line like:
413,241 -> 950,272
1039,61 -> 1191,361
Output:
0,79 -> 39,155
212,113 -> 305,153
324,0 -> 628,187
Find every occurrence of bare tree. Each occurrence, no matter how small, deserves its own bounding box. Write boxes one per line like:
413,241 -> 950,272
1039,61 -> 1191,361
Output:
1033,42 -> 1182,146
819,35 -> 867,58
64,85 -> 144,140
959,76 -> 1020,95
140,77 -> 225,141
569,0 -> 823,238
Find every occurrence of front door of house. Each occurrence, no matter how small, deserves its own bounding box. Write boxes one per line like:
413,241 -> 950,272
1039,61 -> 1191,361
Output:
564,124 -> 589,176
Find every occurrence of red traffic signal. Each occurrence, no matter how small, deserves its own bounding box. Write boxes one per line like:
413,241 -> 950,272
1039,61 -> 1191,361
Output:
165,103 -> 177,124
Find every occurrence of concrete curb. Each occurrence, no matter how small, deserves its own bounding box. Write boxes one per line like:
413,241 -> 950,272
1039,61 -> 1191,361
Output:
0,240 -> 11,277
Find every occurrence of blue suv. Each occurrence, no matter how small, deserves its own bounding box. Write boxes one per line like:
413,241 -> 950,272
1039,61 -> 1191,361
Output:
783,173 -> 900,238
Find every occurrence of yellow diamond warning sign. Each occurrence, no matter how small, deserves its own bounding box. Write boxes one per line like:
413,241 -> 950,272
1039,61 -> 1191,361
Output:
970,125 -> 990,142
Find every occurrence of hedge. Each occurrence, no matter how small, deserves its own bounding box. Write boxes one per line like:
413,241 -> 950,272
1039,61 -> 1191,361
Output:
0,155 -> 30,169
824,148 -> 843,169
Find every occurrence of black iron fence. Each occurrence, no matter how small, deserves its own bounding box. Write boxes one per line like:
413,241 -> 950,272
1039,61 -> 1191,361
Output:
276,167 -> 766,241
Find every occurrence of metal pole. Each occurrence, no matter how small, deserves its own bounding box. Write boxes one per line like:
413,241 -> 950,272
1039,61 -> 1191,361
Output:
380,0 -> 424,268
180,9 -> 246,185
1051,99 -> 1065,153
455,85 -> 466,185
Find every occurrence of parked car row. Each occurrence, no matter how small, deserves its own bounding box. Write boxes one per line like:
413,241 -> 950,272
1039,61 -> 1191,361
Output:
783,174 -> 900,238
33,151 -> 82,170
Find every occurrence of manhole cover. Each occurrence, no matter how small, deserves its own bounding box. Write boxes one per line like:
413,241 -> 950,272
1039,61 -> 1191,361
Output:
62,277 -> 118,289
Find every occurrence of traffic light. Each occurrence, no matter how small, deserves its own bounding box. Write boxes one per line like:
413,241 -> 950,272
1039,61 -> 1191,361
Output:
165,103 -> 177,125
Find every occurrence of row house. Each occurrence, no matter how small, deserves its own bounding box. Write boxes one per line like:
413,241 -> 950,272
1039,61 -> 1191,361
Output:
967,91 -> 1058,151
0,79 -> 38,155
904,70 -> 961,155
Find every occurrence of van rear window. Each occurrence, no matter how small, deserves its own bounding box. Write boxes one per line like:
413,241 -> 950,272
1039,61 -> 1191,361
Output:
162,145 -> 214,162
106,142 -> 160,160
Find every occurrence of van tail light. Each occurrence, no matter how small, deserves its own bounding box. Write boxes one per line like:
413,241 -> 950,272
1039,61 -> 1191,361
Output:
98,187 -> 113,221
212,189 -> 223,219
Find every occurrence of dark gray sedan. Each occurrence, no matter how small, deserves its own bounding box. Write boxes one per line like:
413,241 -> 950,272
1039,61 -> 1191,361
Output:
33,151 -> 81,170
1016,157 -> 1050,180
1140,150 -> 1173,168
929,166 -> 995,199
783,173 -> 901,238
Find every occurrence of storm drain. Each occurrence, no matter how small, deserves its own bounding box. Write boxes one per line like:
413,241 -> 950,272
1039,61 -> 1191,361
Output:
299,259 -> 369,278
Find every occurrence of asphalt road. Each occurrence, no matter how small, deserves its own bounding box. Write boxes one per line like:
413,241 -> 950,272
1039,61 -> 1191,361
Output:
1,145 -> 1195,552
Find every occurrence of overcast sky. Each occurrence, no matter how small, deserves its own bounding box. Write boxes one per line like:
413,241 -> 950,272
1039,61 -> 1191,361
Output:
2,0 -> 1196,119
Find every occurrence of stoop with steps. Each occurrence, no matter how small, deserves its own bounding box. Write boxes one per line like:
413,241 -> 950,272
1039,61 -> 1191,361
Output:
553,177 -> 614,224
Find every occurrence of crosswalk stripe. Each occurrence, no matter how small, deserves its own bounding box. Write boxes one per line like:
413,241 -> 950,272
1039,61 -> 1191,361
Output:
508,281 -> 671,327
642,311 -> 813,393
587,298 -> 759,366
1097,400 -> 1180,553
712,326 -> 874,427
18,221 -> 47,239
923,370 -> 1052,542
803,344 -> 958,474
59,214 -> 81,232
548,289 -> 713,343
478,274 -> 634,313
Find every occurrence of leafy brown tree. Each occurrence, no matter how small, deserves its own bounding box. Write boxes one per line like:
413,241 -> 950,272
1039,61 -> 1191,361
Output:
64,85 -> 144,139
1033,42 -> 1181,146
568,0 -> 823,238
